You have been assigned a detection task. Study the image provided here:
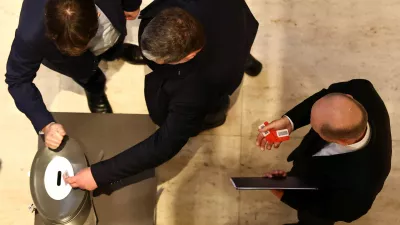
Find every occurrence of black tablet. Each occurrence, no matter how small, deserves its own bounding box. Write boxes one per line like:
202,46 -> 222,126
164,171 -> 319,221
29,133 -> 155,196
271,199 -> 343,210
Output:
230,176 -> 318,190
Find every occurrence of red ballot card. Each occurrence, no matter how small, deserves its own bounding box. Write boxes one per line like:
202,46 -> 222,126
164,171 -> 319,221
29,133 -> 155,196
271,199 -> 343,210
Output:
259,122 -> 290,143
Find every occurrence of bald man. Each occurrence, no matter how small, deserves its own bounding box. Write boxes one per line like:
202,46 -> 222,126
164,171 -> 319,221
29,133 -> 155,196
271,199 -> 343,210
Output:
256,79 -> 392,225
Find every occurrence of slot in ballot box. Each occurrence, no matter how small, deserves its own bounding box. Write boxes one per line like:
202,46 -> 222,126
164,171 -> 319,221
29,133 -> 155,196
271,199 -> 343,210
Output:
33,113 -> 157,225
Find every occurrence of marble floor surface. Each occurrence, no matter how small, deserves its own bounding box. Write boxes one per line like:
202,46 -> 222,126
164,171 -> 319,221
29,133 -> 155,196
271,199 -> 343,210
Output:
1,0 -> 400,224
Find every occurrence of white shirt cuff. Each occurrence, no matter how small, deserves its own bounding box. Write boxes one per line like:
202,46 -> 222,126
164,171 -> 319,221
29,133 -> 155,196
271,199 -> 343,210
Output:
39,122 -> 55,135
284,115 -> 294,130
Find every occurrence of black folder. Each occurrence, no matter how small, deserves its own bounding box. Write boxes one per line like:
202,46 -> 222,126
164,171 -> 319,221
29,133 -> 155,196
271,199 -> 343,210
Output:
230,176 -> 318,190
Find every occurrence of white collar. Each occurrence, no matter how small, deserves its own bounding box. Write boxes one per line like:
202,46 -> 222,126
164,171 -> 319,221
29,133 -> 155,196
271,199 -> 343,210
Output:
345,123 -> 371,150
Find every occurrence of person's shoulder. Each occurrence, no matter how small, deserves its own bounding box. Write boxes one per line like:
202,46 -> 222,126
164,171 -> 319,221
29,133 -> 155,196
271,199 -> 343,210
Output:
15,0 -> 47,44
328,79 -> 374,90
348,79 -> 375,89
326,79 -> 379,101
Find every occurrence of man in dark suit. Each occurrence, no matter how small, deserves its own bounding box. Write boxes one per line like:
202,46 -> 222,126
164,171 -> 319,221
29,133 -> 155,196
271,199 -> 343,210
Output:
65,0 -> 262,190
256,79 -> 392,224
5,0 -> 144,149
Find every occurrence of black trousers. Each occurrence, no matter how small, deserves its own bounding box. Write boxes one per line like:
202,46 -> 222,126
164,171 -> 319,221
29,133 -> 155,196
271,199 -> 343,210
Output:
297,210 -> 335,225
42,41 -> 124,95
42,60 -> 106,95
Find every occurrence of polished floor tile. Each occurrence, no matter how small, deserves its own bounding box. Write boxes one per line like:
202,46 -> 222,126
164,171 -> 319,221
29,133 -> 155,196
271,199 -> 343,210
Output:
156,135 -> 241,225
0,113 -> 37,225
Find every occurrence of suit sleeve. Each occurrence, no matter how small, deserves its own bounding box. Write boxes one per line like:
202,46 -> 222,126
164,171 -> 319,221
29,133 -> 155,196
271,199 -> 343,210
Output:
91,90 -> 208,186
285,79 -> 369,130
284,89 -> 328,130
122,0 -> 142,12
5,33 -> 54,132
281,189 -> 371,222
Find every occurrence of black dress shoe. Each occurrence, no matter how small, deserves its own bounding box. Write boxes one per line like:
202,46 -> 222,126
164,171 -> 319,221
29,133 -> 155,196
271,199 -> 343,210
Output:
85,91 -> 113,113
120,43 -> 146,65
244,54 -> 263,76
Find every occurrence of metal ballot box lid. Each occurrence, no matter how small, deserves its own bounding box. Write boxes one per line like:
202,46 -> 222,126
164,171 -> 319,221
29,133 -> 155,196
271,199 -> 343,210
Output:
33,113 -> 158,225
30,137 -> 91,225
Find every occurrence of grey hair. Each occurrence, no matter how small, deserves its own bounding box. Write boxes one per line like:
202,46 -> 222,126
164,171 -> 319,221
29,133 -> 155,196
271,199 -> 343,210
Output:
142,50 -> 161,62
139,7 -> 205,64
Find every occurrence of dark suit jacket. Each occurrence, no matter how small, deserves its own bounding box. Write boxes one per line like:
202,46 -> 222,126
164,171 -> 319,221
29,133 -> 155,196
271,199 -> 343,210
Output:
5,0 -> 142,132
281,79 -> 392,222
91,0 -> 259,185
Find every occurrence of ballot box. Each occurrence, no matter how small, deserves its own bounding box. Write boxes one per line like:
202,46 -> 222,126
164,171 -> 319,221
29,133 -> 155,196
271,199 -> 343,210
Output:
32,113 -> 157,225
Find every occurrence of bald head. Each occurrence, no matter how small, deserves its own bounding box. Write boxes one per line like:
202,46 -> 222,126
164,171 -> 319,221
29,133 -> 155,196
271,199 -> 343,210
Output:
311,93 -> 368,143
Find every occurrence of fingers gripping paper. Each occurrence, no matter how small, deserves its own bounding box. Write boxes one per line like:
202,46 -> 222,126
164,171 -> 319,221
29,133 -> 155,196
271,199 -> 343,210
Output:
44,156 -> 74,200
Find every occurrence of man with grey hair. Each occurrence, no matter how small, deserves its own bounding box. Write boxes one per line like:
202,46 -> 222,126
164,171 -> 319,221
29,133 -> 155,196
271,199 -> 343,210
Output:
256,79 -> 392,225
64,0 -> 262,191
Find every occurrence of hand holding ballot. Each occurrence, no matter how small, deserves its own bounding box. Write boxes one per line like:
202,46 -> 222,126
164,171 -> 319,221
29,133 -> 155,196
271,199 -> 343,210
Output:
256,117 -> 293,151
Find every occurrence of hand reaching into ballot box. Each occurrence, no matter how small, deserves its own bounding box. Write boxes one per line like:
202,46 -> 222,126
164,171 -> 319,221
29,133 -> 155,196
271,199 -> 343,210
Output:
64,167 -> 98,191
42,122 -> 66,149
264,170 -> 287,199
256,117 -> 293,151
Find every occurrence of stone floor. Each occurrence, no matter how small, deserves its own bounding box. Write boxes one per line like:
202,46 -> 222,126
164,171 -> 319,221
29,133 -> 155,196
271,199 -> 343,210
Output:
1,0 -> 400,224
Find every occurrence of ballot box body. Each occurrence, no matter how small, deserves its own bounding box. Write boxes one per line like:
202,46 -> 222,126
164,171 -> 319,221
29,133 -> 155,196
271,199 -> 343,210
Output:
33,113 -> 157,225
